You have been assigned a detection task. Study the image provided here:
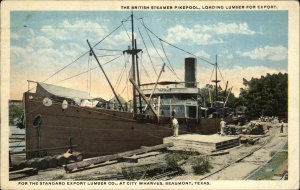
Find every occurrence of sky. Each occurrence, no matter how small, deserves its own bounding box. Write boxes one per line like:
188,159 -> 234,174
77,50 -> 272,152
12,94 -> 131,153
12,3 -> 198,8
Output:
10,11 -> 288,100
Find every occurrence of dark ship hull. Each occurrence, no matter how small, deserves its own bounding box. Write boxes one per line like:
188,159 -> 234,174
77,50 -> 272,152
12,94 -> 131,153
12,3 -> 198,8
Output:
24,92 -> 241,159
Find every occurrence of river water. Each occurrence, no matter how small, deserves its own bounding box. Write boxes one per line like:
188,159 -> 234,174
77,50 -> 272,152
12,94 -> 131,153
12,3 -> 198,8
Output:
9,125 -> 25,152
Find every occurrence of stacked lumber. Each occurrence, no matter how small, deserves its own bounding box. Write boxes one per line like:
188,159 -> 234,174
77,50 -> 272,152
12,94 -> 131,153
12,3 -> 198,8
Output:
163,134 -> 240,153
225,121 -> 271,135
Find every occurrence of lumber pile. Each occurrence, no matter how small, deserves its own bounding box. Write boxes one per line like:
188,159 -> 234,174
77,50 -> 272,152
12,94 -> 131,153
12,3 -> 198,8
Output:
10,151 -> 82,171
225,121 -> 271,135
118,151 -> 161,163
163,134 -> 239,153
64,143 -> 173,173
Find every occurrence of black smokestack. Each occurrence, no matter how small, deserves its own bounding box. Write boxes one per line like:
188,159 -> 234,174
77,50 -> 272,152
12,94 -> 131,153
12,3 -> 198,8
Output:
185,57 -> 197,88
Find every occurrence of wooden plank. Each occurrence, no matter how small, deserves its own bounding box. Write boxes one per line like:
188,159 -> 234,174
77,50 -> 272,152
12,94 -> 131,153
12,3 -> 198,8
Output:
9,168 -> 38,180
9,167 -> 38,175
64,143 -> 173,172
208,151 -> 229,156
117,157 -> 138,163
119,151 -> 161,163
248,138 -> 260,145
9,145 -> 78,155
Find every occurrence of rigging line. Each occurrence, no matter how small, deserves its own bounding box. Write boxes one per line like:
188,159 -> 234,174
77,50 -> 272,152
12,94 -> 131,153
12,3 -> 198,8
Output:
138,19 -> 167,68
137,27 -> 158,77
114,65 -> 125,91
114,55 -> 130,91
119,63 -> 131,96
140,52 -> 153,83
159,40 -> 181,81
96,54 -> 124,58
161,40 -> 215,66
92,24 -> 123,48
126,64 -> 132,101
117,55 -> 130,90
42,51 -> 89,83
52,55 -> 123,84
94,48 -> 123,52
89,57 -> 92,96
41,16 -> 128,84
138,18 -> 214,66
217,65 -> 226,87
208,67 -> 215,84
87,55 -> 90,92
121,21 -> 131,41
165,64 -> 177,78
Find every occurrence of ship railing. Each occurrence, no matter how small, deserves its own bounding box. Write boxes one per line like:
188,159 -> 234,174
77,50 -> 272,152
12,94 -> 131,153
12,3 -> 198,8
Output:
140,82 -> 199,90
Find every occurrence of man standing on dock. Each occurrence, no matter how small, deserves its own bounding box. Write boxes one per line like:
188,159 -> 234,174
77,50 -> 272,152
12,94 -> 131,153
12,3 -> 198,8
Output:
280,120 -> 284,133
220,118 -> 226,136
172,116 -> 179,137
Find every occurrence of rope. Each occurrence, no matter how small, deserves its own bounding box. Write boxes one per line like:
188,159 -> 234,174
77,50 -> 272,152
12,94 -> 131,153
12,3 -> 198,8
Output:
217,65 -> 226,87
139,19 -> 167,68
209,67 -> 215,84
87,55 -> 90,92
94,48 -> 123,52
121,21 -> 131,41
137,27 -> 158,77
42,51 -> 89,83
92,24 -> 123,48
159,40 -> 181,81
97,54 -> 123,58
161,40 -> 215,66
140,52 -> 153,83
138,18 -> 214,66
52,55 -> 123,84
114,55 -> 130,91
89,57 -> 92,96
119,63 -> 131,96
126,64 -> 132,101
41,23 -> 124,85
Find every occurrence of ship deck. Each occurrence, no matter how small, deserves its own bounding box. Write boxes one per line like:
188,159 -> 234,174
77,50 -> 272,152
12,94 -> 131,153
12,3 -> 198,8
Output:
163,134 -> 240,153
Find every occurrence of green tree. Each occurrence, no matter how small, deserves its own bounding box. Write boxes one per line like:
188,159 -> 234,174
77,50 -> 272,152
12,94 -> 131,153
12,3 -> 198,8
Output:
237,73 -> 288,119
200,84 -> 237,108
9,105 -> 23,125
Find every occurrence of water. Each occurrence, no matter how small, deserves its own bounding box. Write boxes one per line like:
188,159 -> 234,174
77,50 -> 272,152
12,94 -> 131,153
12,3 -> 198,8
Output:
9,125 -> 25,135
9,126 -> 25,152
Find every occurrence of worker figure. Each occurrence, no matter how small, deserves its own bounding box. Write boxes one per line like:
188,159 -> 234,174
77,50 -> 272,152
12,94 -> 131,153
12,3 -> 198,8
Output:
280,120 -> 284,133
124,102 -> 128,112
172,116 -> 179,137
171,109 -> 176,117
220,118 -> 226,136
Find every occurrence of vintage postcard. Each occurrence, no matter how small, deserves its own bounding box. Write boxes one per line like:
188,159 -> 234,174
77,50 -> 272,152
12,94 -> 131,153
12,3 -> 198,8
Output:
1,0 -> 299,189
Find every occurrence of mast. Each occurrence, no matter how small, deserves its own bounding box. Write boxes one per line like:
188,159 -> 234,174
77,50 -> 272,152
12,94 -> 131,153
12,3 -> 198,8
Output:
131,12 -> 137,113
122,12 -> 143,113
135,40 -> 143,113
215,55 -> 218,101
211,55 -> 220,102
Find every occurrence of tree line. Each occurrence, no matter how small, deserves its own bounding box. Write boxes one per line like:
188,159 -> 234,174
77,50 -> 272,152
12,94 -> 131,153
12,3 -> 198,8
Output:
200,72 -> 288,119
